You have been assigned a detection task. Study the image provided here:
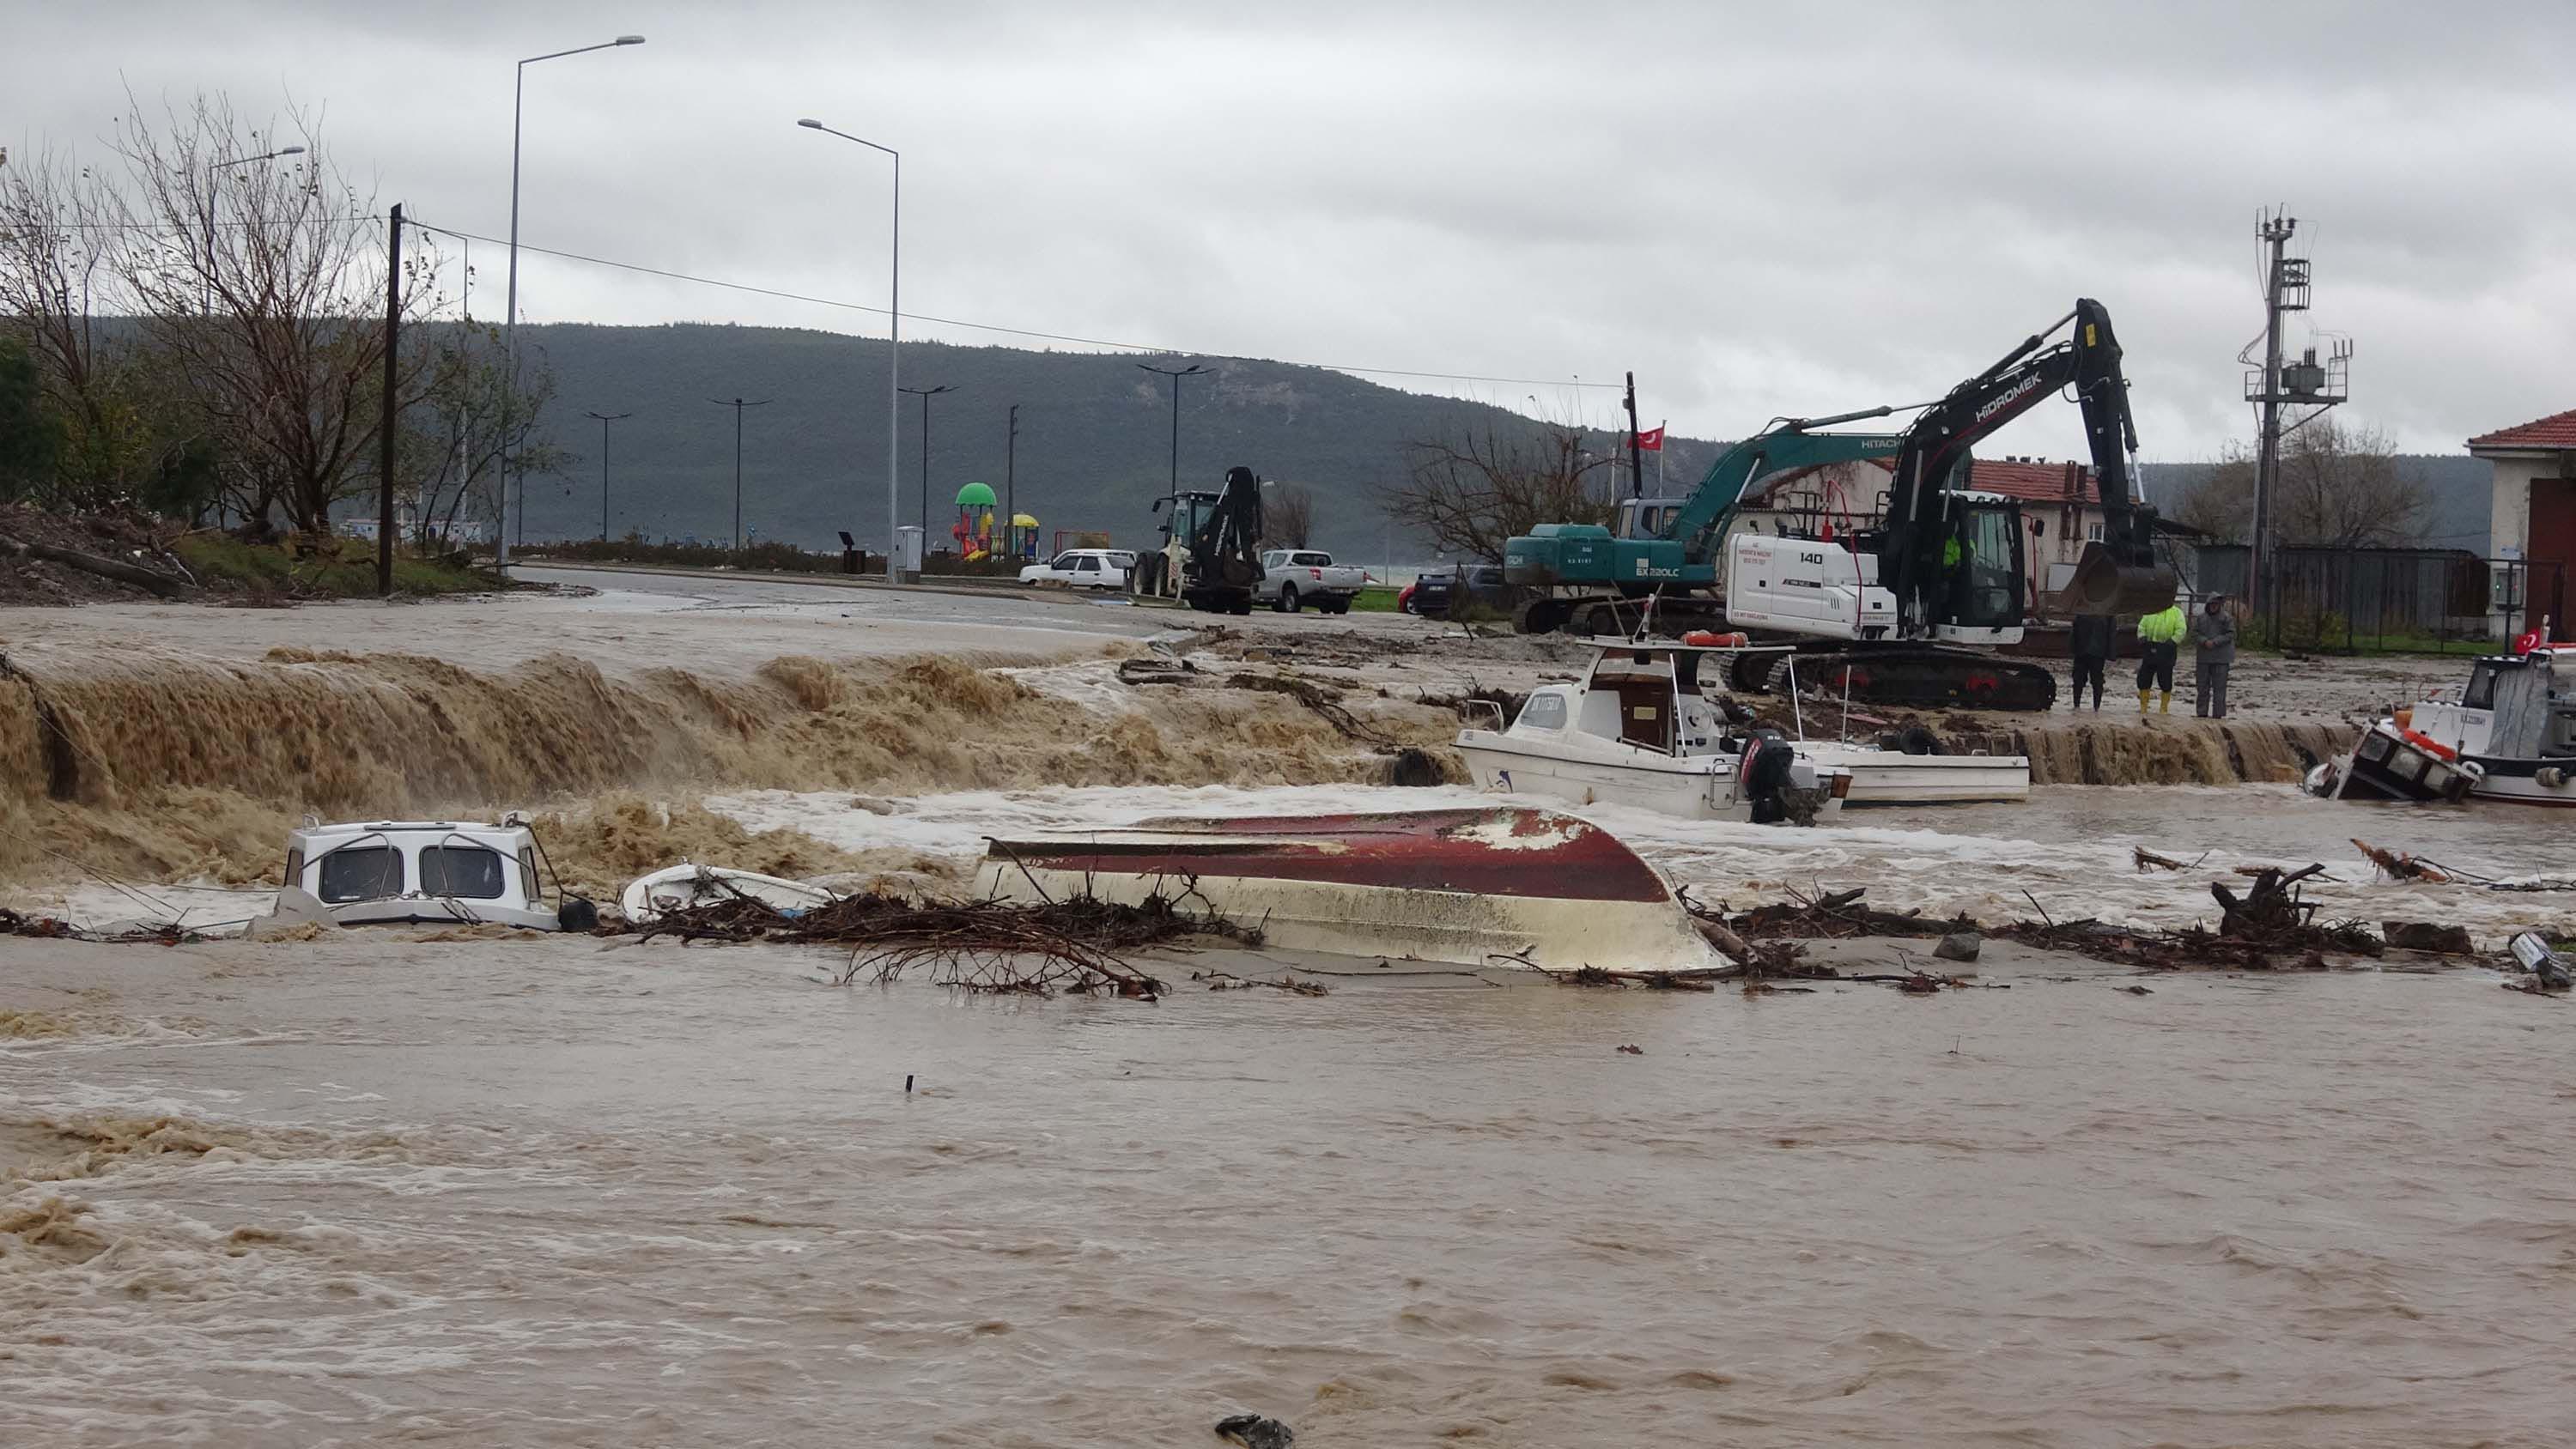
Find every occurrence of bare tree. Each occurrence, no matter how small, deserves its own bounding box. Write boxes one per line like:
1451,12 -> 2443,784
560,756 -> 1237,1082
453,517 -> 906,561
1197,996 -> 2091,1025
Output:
0,142 -> 167,504
1386,422 -> 1614,562
104,92 -> 443,535
2172,419 -> 2429,549
1262,482 -> 1315,549
399,324 -> 562,551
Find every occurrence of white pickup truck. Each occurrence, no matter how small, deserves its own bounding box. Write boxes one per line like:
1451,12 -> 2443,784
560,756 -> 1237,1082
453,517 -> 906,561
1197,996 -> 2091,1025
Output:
1260,549 -> 1369,615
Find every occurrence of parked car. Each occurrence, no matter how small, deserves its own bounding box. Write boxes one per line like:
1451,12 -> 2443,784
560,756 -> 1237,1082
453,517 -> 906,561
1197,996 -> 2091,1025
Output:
1259,549 -> 1369,614
1018,549 -> 1136,590
1406,563 -> 1522,620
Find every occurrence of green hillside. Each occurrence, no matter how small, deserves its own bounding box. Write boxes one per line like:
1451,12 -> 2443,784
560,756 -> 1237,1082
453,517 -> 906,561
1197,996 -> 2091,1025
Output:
510,323 -> 1715,561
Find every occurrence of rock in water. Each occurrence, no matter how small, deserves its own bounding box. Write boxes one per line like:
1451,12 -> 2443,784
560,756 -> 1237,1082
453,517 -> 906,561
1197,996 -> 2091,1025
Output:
1934,931 -> 1983,964
1215,1413 -> 1295,1449
2381,920 -> 2473,955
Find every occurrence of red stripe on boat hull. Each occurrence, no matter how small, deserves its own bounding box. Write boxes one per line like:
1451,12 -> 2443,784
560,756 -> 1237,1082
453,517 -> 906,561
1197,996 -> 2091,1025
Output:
988,807 -> 1672,904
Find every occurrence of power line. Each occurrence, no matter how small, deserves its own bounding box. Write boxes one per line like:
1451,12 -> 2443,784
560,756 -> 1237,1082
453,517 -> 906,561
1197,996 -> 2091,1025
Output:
399,215 -> 1615,391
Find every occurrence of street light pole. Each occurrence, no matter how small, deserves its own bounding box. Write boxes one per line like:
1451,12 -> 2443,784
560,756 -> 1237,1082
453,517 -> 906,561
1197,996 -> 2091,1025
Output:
499,33 -> 645,569
898,384 -> 956,549
1137,362 -> 1208,494
796,118 -> 902,585
205,144 -> 303,315
709,397 -> 772,557
1004,403 -> 1019,561
585,409 -> 631,541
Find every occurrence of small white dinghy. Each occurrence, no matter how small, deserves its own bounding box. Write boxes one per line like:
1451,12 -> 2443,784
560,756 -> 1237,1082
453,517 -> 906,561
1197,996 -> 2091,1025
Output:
621,864 -> 841,925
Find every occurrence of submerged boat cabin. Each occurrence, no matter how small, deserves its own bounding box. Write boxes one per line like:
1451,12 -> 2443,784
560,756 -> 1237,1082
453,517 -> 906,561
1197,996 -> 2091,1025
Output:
283,820 -> 570,930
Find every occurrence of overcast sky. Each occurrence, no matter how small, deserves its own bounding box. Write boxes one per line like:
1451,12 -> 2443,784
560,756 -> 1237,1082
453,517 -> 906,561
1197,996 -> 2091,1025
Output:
12,0 -> 2573,462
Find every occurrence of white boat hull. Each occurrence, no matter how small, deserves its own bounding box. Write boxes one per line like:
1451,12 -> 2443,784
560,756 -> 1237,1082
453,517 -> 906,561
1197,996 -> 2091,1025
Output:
975,808 -> 1731,975
622,865 -> 841,924
1792,742 -> 2030,805
1455,735 -> 1841,822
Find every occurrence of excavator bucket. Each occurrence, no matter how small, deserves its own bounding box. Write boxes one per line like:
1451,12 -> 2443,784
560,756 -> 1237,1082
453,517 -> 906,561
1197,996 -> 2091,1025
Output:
2066,543 -> 2178,616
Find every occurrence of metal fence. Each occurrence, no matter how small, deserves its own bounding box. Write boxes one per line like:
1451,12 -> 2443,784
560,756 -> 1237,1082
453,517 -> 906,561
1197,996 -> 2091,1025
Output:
2192,545 -> 2566,653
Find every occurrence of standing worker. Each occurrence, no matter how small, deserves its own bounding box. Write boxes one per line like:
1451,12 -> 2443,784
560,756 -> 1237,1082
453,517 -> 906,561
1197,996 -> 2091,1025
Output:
2136,599 -> 2186,714
2068,610 -> 2114,711
2194,593 -> 2237,718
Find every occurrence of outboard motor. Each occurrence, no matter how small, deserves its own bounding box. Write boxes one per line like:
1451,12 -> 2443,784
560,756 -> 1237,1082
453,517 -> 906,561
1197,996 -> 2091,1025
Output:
1741,726 -> 1795,825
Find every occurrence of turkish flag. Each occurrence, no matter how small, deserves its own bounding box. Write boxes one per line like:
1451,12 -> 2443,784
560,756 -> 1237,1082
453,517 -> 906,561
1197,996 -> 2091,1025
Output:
1634,425 -> 1665,452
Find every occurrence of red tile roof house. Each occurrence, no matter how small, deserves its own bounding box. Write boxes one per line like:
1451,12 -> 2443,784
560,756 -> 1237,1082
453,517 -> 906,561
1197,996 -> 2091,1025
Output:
2468,408 -> 2576,634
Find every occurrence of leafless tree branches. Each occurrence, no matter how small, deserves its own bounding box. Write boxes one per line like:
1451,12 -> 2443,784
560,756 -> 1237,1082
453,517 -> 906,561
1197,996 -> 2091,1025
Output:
1385,421 -> 1614,563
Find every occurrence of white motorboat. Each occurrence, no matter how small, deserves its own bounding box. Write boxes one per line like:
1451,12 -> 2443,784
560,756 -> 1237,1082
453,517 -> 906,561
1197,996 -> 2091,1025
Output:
280,818 -> 593,931
1455,642 -> 1852,822
2309,643 -> 2572,807
621,864 -> 842,924
1792,735 -> 2030,806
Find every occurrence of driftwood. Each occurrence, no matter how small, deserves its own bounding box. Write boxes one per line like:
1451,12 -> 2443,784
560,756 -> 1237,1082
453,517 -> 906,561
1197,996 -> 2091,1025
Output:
627,886 -> 1267,999
0,531 -> 194,598
1724,884 -> 2381,972
2354,839 -> 2451,883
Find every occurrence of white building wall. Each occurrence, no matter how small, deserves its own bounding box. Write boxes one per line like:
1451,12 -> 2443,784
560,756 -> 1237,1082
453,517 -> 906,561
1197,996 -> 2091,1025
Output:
2489,457 -> 2545,559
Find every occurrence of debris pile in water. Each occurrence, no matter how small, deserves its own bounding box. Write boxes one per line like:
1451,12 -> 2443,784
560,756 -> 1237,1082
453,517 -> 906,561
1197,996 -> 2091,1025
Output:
1722,882 -> 2388,972
625,886 -> 1266,999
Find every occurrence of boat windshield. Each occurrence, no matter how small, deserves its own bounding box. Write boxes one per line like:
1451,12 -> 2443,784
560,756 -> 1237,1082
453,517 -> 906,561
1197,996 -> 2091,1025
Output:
2463,663 -> 2501,711
419,845 -> 509,900
317,846 -> 404,903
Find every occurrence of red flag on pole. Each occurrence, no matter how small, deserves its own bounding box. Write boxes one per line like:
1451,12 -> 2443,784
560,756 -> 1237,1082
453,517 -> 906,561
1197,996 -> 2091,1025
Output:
1634,425 -> 1665,452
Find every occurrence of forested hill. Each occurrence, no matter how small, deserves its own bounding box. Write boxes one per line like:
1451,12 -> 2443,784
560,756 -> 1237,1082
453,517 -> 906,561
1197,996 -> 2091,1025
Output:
511,323 -> 1724,559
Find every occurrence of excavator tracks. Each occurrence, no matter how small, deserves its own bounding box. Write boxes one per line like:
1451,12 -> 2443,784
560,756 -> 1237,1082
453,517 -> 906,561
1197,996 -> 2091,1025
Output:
1743,647 -> 2060,712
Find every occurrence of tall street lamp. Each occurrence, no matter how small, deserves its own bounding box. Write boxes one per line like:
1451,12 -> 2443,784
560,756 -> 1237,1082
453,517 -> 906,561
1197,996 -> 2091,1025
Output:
898,384 -> 956,548
1138,361 -> 1208,495
205,144 -> 303,314
585,409 -> 631,541
498,32 -> 645,568
795,118 -> 902,584
709,397 -> 772,557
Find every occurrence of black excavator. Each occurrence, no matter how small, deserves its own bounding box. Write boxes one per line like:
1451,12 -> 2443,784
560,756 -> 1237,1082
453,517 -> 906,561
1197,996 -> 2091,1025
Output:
1731,298 -> 2179,710
1145,464 -> 1267,615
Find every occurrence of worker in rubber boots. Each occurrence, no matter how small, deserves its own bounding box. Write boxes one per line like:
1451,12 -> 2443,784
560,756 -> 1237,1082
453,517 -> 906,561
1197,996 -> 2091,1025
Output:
2136,601 -> 2186,713
2068,611 -> 2114,711
2194,593 -> 2237,718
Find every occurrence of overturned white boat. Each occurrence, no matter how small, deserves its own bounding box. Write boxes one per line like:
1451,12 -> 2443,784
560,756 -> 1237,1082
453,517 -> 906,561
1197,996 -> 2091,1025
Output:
622,864 -> 841,924
2308,643 -> 2570,807
975,806 -> 1730,975
1455,642 -> 1854,822
279,818 -> 594,931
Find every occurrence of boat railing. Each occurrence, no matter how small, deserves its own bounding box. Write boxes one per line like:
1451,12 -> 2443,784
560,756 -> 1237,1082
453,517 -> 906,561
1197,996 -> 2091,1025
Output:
1460,700 -> 1506,732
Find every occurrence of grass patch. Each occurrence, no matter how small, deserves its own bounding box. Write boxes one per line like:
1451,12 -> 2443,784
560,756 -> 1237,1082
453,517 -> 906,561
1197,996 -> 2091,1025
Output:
175,534 -> 496,598
1349,585 -> 1401,613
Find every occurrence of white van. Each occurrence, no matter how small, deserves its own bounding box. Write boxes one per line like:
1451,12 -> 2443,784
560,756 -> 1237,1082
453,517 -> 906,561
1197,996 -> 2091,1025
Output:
1018,549 -> 1136,590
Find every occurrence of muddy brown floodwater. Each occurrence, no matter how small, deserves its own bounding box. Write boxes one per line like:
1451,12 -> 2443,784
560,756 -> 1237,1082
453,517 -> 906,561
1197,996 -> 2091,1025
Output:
4,922 -> 2573,1448
4,579 -> 2573,1446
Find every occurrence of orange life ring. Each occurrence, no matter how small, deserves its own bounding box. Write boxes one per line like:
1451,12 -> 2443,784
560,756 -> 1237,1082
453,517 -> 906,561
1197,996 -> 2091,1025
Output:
1683,629 -> 1749,647
2399,728 -> 2455,761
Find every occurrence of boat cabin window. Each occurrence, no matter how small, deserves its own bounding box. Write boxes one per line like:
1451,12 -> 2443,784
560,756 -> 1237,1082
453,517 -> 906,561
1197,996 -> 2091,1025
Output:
419,845 -> 508,900
2463,663 -> 2501,712
1515,693 -> 1568,731
317,846 -> 403,904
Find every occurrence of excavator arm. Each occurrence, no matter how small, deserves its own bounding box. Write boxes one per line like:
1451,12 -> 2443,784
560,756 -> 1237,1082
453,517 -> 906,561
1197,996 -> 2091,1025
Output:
1660,405 -> 1908,562
1879,297 -> 2175,627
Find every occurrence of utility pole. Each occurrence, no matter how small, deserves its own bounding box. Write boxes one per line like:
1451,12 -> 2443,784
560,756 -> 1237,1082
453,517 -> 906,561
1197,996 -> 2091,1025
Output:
1623,372 -> 1645,499
1004,403 -> 1019,561
585,410 -> 631,540
899,384 -> 957,540
2251,213 -> 2293,618
2243,209 -> 2350,622
1139,362 -> 1209,494
708,397 -> 771,555
376,203 -> 403,597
